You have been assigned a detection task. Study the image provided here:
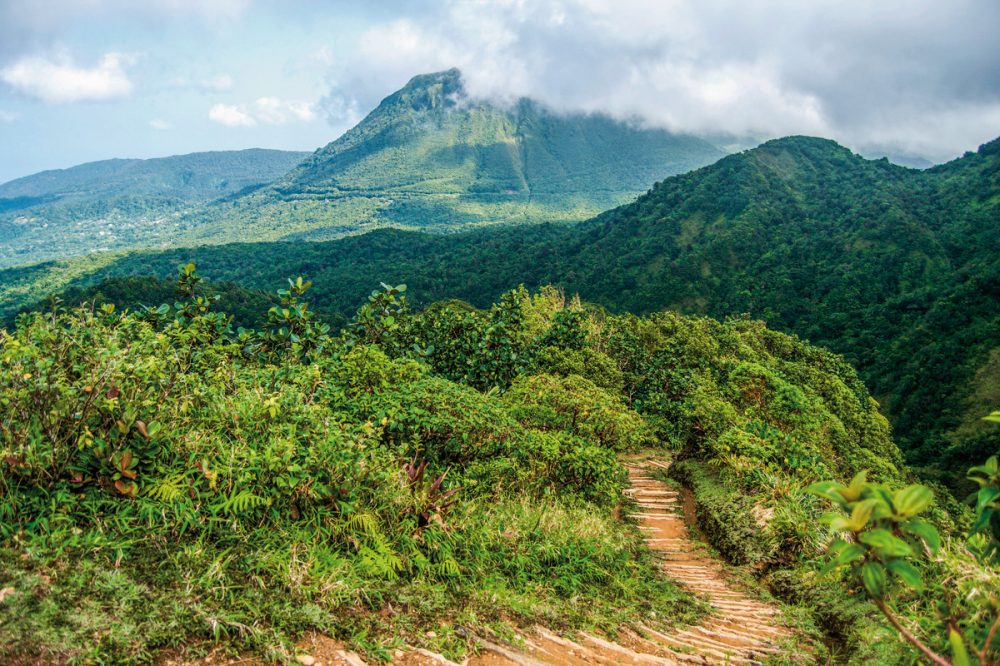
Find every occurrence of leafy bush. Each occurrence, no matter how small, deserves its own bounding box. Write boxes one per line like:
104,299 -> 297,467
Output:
0,273 -> 715,663
808,448 -> 1000,665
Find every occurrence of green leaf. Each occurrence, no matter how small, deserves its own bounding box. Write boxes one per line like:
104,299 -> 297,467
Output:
885,559 -> 923,590
822,542 -> 865,574
807,481 -> 849,506
892,484 -> 933,518
849,499 -> 879,531
972,506 -> 994,534
842,471 -> 868,502
861,562 -> 887,598
976,486 -> 1000,514
950,629 -> 971,666
902,519 -> 941,554
827,515 -> 853,532
969,456 -> 999,477
859,528 -> 913,558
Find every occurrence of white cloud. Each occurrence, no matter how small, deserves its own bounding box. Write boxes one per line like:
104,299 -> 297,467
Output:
146,0 -> 249,21
200,73 -> 233,91
0,2 -> 250,61
321,0 -> 1000,162
149,118 -> 172,130
1,51 -> 134,103
167,73 -> 234,92
253,97 -> 316,123
208,97 -> 317,127
0,110 -> 16,122
208,103 -> 256,127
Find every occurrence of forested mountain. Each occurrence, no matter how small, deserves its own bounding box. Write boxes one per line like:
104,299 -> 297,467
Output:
6,135 -> 995,492
0,70 -> 723,270
169,69 -> 724,244
0,149 -> 309,267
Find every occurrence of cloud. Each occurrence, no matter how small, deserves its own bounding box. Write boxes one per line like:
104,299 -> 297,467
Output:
166,73 -> 234,93
144,0 -> 249,21
0,110 -> 16,122
321,0 -> 1000,162
149,118 -> 172,130
201,73 -> 233,91
208,103 -> 256,127
253,97 -> 316,123
208,97 -> 317,127
0,1 -> 249,60
1,51 -> 134,103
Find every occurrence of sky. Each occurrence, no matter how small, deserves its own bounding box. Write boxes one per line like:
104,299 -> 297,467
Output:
0,0 -> 997,183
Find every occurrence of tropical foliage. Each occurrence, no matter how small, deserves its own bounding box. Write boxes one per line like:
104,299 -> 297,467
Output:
10,134 -> 994,498
0,262 -> 933,663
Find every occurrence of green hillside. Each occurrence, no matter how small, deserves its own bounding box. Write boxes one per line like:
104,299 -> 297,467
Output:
170,69 -> 724,244
7,135 -> 995,494
0,70 -> 723,271
6,270 -> 1000,664
0,149 -> 309,267
0,270 -> 921,663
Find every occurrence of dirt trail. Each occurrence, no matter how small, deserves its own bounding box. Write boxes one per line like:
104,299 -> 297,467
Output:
456,457 -> 798,666
162,458 -> 799,666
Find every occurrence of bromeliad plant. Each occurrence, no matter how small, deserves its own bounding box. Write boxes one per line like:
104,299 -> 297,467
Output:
402,458 -> 460,529
809,454 -> 1000,665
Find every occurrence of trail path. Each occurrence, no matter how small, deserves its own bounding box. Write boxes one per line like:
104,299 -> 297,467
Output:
162,458 -> 799,666
456,456 -> 798,665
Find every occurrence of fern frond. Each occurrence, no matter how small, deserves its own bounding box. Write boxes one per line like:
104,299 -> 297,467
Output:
435,557 -> 460,578
346,511 -> 379,537
357,543 -> 403,580
216,489 -> 267,515
145,474 -> 187,504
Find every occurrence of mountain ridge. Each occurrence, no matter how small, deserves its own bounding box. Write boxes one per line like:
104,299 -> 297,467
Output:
0,148 -> 311,199
0,148 -> 311,268
169,68 -> 725,245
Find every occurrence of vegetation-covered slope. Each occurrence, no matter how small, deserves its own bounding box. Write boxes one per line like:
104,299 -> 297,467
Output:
0,149 -> 309,267
7,135 -> 995,491
170,69 -> 724,244
1,266 -> 918,663
0,70 -> 722,270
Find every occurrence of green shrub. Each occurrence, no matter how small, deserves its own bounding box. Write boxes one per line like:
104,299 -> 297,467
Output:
503,374 -> 653,452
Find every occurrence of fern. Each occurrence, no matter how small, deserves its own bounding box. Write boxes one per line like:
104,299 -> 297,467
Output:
435,556 -> 460,578
215,489 -> 267,515
346,511 -> 379,537
357,539 -> 403,580
145,474 -> 187,504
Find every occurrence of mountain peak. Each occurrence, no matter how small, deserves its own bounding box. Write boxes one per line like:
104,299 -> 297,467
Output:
402,68 -> 463,91
754,135 -> 854,158
387,68 -> 467,112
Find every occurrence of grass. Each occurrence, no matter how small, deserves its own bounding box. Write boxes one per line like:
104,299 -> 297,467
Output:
0,494 -> 709,664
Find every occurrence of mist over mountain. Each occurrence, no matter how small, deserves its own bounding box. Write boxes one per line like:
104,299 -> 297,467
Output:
0,69 -> 724,269
171,69 -> 725,244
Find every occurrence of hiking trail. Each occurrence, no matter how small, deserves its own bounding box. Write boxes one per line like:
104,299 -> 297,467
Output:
161,457 -> 799,666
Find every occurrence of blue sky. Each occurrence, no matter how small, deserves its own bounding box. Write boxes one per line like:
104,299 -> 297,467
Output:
1,0 -> 998,183
0,2 -> 385,181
